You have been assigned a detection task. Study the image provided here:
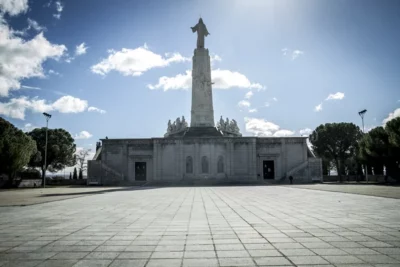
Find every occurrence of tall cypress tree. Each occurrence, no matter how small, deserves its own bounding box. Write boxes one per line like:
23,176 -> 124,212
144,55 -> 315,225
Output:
73,167 -> 78,180
78,168 -> 83,180
69,172 -> 72,179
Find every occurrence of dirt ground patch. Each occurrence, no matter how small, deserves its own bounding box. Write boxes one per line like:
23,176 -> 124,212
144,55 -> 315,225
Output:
286,183 -> 400,199
0,186 -> 138,206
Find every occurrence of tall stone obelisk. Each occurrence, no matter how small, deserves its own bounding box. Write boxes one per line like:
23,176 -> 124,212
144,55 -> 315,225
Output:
190,18 -> 215,127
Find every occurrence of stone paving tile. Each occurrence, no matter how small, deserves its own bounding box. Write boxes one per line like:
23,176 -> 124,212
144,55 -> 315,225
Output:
341,247 -> 381,255
219,257 -> 255,266
185,244 -> 214,251
182,258 -> 219,267
71,259 -> 112,266
2,260 -> 44,267
247,249 -> 281,257
146,259 -> 182,267
288,255 -> 330,265
254,256 -> 292,265
0,186 -> 399,267
36,259 -> 78,267
184,250 -> 216,258
322,255 -> 365,264
355,254 -> 400,264
311,248 -> 349,255
109,259 -> 147,267
51,252 -> 89,259
278,248 -> 316,256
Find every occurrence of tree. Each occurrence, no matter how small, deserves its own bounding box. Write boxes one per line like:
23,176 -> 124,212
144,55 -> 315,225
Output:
73,167 -> 78,180
0,118 -> 37,185
359,123 -> 400,179
310,123 -> 362,181
78,168 -> 83,179
28,128 -> 76,186
76,149 -> 91,173
386,117 -> 400,148
69,172 -> 72,179
385,117 -> 400,179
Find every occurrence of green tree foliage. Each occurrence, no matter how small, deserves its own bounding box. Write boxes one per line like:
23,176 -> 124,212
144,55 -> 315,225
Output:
28,128 -> 76,184
310,122 -> 362,180
359,119 -> 400,179
386,117 -> 400,148
78,168 -> 83,179
0,118 -> 37,184
73,167 -> 78,180
69,172 -> 72,179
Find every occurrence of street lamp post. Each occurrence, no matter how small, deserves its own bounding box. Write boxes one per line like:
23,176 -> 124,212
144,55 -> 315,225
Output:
358,109 -> 368,182
43,112 -> 52,188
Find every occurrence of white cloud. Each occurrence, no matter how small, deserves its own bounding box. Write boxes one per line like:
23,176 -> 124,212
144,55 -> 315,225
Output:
0,21 -> 66,96
52,96 -> 88,113
245,117 -> 295,137
382,108 -> 400,124
299,128 -> 313,136
238,100 -> 251,108
265,102 -> 270,107
91,44 -> 189,76
315,103 -> 323,112
282,48 -> 304,60
147,69 -> 264,91
48,69 -> 61,76
55,1 -> 63,12
21,85 -> 41,90
273,130 -> 295,137
326,92 -> 345,100
245,91 -> 253,99
74,130 -> 93,140
75,42 -> 88,56
0,0 -> 28,16
212,69 -> 264,90
0,95 -> 88,120
210,54 -> 222,63
244,117 -> 280,136
23,123 -> 37,132
88,106 -> 106,114
273,97 -> 278,102
249,108 -> 257,113
53,1 -> 63,19
292,50 -> 304,60
148,70 -> 191,91
26,18 -> 46,32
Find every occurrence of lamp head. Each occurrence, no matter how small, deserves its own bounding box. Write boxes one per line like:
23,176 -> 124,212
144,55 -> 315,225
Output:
43,112 -> 52,118
358,109 -> 367,116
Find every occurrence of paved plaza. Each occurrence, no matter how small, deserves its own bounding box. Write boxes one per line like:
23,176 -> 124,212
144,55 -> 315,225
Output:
0,186 -> 400,267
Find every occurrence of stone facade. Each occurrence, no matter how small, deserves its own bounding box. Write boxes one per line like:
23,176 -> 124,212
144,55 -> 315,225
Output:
87,136 -> 322,185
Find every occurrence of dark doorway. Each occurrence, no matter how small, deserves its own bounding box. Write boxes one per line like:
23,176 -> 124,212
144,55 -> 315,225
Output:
135,162 -> 146,181
263,160 -> 274,179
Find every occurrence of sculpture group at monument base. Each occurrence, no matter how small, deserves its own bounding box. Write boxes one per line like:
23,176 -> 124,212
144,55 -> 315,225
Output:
87,136 -> 323,185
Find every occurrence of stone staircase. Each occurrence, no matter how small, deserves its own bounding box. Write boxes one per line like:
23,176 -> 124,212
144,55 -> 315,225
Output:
142,179 -> 266,187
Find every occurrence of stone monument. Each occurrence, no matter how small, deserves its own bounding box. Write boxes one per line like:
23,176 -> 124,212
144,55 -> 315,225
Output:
190,18 -> 215,128
87,18 -> 323,185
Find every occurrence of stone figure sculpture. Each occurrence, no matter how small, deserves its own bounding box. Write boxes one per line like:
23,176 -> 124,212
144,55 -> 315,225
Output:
216,116 -> 241,135
166,116 -> 189,136
181,116 -> 188,128
167,120 -> 172,133
191,18 -> 210,49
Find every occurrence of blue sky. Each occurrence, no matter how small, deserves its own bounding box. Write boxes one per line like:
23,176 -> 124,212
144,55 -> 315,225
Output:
1,0 -> 400,155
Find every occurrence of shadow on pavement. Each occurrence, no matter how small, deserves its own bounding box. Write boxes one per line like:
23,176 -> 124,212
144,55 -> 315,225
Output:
39,186 -> 157,197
